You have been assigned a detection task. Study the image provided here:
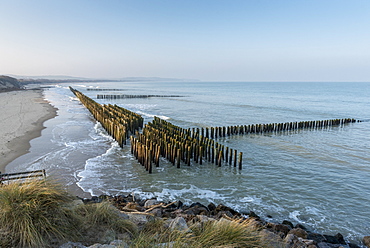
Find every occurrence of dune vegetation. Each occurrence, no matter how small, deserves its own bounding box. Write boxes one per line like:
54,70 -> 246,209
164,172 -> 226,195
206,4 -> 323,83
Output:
0,179 -> 269,248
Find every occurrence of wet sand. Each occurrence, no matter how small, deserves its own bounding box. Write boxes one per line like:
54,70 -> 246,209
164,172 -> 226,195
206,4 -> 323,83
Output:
0,89 -> 57,173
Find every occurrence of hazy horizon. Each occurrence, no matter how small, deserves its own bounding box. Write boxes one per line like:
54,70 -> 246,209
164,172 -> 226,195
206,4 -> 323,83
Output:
1,0 -> 369,82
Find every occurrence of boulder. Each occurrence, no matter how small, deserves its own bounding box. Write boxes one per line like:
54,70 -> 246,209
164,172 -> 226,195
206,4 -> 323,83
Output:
288,228 -> 308,239
248,211 -> 260,219
207,202 -> 216,211
168,217 -> 191,232
363,236 -> 370,248
60,242 -> 87,248
144,199 -> 160,208
323,233 -> 346,245
282,220 -> 294,229
215,204 -> 240,216
272,223 -> 291,236
295,223 -> 307,230
307,233 -> 327,243
125,213 -> 155,225
88,244 -> 115,248
243,217 -> 263,231
259,229 -> 284,248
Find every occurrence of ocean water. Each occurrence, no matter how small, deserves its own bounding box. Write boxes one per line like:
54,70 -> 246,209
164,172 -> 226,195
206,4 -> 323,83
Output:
7,81 -> 370,245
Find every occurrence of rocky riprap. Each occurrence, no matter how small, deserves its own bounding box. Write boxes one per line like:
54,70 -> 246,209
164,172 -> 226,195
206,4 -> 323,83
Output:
59,194 -> 366,248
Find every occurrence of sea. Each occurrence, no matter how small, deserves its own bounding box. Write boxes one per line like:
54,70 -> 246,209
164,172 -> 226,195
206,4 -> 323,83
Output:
7,81 -> 370,245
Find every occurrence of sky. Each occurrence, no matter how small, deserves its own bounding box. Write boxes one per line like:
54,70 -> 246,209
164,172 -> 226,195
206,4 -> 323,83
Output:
0,0 -> 369,82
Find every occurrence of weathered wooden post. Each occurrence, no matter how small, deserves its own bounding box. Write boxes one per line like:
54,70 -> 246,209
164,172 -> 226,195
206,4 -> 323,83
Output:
238,152 -> 243,170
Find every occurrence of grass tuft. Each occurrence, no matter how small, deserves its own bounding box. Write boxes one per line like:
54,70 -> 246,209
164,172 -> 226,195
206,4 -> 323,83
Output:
0,179 -> 78,247
189,219 -> 263,248
77,200 -> 138,234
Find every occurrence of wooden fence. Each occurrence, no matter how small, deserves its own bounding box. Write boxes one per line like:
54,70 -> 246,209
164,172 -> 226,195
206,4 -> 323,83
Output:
0,169 -> 46,184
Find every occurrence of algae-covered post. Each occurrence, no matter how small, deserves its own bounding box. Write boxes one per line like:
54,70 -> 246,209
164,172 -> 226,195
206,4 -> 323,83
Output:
238,152 -> 243,170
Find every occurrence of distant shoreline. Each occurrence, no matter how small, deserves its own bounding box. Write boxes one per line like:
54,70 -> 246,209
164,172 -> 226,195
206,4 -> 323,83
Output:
0,89 -> 58,173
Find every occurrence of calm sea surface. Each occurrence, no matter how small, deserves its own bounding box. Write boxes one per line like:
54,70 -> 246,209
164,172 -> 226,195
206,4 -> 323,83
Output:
7,81 -> 370,244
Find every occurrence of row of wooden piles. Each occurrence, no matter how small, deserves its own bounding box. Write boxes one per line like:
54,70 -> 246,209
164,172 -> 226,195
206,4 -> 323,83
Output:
69,87 -> 144,147
97,94 -> 183,99
87,88 -> 126,91
189,118 -> 358,139
69,87 -> 358,174
130,117 -> 243,173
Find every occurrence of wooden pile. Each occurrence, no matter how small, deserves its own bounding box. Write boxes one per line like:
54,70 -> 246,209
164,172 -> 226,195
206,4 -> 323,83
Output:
130,117 -> 243,173
70,87 -> 143,147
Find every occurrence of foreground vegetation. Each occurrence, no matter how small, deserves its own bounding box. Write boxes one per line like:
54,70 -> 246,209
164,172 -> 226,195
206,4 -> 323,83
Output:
0,179 -> 269,248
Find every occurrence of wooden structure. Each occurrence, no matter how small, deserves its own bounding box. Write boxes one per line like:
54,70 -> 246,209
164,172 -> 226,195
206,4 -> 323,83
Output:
189,118 -> 358,139
97,94 -> 183,99
70,87 -> 144,146
69,86 -> 358,174
0,169 -> 46,184
130,117 -> 244,173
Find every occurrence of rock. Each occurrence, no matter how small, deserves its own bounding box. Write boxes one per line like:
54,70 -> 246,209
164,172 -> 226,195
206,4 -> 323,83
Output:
215,210 -> 233,219
307,245 -> 318,248
109,240 -> 123,246
195,214 -> 216,223
190,202 -> 208,209
88,244 -> 115,248
248,211 -> 260,219
300,238 -> 316,246
125,213 -> 154,225
59,242 -> 87,248
272,223 -> 291,237
144,199 -> 160,208
295,223 -> 307,230
324,233 -> 346,245
363,236 -> 370,248
259,229 -> 284,248
207,202 -> 216,211
184,205 -> 209,215
169,217 -> 191,232
334,233 -> 346,245
215,204 -> 240,216
282,220 -> 294,229
148,208 -> 163,217
165,200 -> 182,209
348,243 -> 361,248
288,228 -> 308,239
155,241 -> 176,248
243,217 -> 263,231
308,233 -> 327,243
284,233 -> 297,244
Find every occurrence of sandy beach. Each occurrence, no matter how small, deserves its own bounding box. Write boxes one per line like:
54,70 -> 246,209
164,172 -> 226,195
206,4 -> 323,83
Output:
0,89 -> 57,173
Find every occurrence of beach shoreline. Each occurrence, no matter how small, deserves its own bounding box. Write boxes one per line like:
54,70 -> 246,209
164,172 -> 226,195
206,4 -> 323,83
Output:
0,89 -> 58,173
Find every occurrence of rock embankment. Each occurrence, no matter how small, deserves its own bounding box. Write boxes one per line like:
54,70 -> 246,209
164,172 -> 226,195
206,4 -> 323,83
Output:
0,75 -> 22,91
60,195 -> 365,248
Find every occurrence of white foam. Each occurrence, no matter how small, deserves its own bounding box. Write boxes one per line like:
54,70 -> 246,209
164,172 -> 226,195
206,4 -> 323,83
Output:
289,210 -> 301,222
136,111 -> 171,120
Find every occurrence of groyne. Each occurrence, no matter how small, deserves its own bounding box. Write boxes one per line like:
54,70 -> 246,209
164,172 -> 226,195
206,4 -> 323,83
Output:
86,88 -> 126,91
70,87 -> 143,146
69,87 -> 358,174
130,117 -> 243,173
97,94 -> 183,99
190,118 -> 358,139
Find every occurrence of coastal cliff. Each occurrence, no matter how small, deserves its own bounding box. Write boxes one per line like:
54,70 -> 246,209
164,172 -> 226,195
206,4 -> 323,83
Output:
0,75 -> 22,91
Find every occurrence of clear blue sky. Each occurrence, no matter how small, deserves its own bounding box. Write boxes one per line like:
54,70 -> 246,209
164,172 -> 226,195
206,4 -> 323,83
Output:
1,0 -> 369,81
